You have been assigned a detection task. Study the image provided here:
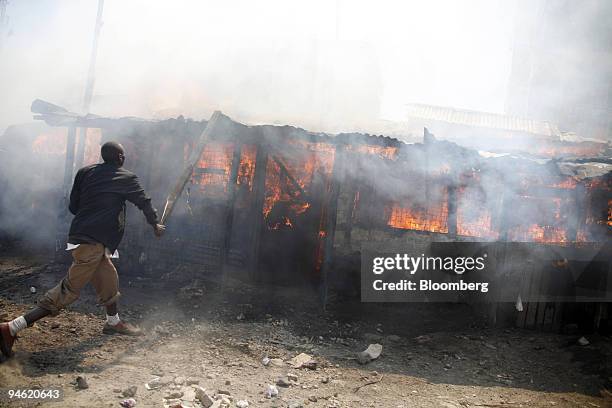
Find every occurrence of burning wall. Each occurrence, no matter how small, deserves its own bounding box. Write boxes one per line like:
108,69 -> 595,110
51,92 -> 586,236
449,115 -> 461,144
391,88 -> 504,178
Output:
9,105 -> 611,294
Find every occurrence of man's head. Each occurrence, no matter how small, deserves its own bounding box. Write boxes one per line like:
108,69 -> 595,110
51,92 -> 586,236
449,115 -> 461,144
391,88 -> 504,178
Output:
101,142 -> 125,166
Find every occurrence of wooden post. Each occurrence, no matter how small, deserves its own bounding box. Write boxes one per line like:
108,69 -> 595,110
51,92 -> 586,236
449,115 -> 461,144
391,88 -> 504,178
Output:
319,144 -> 346,309
248,138 -> 269,281
222,141 -> 243,272
62,126 -> 77,197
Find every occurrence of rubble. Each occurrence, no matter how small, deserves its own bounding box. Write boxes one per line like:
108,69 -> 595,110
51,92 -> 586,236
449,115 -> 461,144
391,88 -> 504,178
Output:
236,400 -> 249,408
194,386 -> 214,408
357,344 -> 383,364
289,353 -> 317,369
119,398 -> 137,408
75,375 -> 89,389
577,336 -> 590,346
265,384 -> 279,398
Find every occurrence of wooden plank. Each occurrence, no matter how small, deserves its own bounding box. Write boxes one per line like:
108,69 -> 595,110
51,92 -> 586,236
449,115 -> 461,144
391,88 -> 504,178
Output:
161,111 -> 223,225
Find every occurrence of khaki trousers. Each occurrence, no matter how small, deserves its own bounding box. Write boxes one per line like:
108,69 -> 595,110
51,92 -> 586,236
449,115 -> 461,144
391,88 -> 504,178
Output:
39,243 -> 120,315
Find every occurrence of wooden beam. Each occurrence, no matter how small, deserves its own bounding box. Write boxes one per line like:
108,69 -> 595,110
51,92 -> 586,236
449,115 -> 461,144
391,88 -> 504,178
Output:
161,111 -> 223,225
320,144 -> 346,309
270,154 -> 305,197
222,141 -> 243,270
248,138 -> 269,281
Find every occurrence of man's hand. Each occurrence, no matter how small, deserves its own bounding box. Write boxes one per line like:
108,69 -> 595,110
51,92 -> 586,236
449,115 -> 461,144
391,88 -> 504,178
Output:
153,224 -> 166,237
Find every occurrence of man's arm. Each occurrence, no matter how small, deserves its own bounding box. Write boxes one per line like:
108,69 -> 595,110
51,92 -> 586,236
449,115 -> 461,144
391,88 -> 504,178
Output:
68,169 -> 83,215
124,175 -> 165,236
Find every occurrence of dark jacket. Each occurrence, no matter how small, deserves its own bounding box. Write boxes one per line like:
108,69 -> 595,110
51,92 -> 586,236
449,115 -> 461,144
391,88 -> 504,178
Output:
68,163 -> 159,252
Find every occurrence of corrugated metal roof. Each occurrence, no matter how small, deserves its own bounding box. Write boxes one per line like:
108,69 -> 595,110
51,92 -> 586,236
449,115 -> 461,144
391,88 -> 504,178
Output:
405,103 -> 561,138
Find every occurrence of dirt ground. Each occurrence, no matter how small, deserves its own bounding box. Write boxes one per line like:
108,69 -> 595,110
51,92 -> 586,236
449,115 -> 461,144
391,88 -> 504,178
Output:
0,253 -> 611,408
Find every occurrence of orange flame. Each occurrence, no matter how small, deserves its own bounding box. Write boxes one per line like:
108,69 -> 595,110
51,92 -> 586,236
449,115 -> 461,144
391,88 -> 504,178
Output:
388,187 -> 449,233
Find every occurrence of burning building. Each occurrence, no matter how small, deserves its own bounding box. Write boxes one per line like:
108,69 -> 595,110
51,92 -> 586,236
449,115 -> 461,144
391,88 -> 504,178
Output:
1,99 -> 610,332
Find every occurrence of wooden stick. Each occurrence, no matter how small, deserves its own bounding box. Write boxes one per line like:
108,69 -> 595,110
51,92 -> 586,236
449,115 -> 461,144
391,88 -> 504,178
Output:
160,111 -> 223,225
353,374 -> 383,392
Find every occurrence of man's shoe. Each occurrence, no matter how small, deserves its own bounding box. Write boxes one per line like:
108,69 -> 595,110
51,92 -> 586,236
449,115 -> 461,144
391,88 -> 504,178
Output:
102,322 -> 143,336
0,323 -> 16,358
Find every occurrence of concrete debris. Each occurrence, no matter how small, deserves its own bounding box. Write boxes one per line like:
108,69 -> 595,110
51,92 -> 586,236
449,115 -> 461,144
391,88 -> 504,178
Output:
75,375 -> 89,389
194,386 -> 214,408
357,343 -> 383,365
577,336 -> 590,346
236,400 -> 249,408
289,353 -> 317,369
265,384 -> 279,398
119,398 -> 137,408
122,386 -> 138,398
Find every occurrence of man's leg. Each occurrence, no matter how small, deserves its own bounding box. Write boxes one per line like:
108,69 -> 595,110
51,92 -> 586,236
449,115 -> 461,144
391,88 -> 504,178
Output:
91,255 -> 142,336
0,244 -> 105,358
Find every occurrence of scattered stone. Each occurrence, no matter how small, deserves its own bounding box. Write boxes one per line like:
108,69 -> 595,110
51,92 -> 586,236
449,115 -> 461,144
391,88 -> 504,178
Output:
29,286 -> 36,294
265,384 -> 279,398
186,378 -> 199,385
276,376 -> 291,387
174,376 -> 186,385
225,380 -> 231,386
166,391 -> 184,399
269,358 -> 284,367
287,373 -> 298,382
577,336 -> 590,346
289,353 -> 317,369
236,400 -> 249,408
262,357 -> 271,366
206,374 -> 215,380
308,395 -> 317,402
145,378 -> 162,390
288,401 -> 303,408
321,376 -> 329,384
119,398 -> 137,408
113,389 -> 122,393
122,386 -> 138,398
194,387 -> 214,408
76,376 -> 89,389
217,389 -> 231,396
357,344 -> 383,365
387,334 -> 401,342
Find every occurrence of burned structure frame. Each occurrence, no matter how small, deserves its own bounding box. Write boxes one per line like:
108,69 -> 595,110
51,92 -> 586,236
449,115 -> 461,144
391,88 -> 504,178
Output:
27,100 -> 612,331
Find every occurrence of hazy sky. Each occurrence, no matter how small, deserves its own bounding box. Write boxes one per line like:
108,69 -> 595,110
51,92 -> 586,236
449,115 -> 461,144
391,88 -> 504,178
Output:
0,0 -> 517,132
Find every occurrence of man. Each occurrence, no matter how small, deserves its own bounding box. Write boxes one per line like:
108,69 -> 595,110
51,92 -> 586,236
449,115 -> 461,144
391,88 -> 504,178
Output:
0,141 -> 165,360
